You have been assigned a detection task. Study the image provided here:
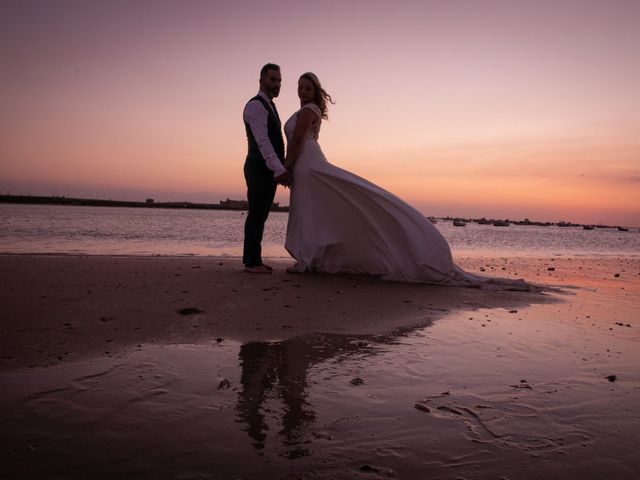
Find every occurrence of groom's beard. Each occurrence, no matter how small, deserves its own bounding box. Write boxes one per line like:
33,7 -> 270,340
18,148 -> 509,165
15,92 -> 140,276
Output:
268,87 -> 280,98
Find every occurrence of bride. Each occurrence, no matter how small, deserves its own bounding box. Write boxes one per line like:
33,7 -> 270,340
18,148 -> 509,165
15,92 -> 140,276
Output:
283,72 -> 531,290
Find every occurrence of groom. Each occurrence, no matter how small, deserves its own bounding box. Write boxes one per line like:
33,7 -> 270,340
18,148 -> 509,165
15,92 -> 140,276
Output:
242,63 -> 290,274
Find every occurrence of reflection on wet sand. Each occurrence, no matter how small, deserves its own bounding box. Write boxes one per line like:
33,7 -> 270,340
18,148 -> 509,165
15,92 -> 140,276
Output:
0,321 -> 428,479
236,325 -> 422,457
238,340 -> 316,454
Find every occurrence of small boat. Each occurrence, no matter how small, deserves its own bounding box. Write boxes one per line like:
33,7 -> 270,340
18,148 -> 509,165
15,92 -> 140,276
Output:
453,219 -> 466,227
493,220 -> 510,227
427,216 -> 437,224
583,225 -> 594,230
618,226 -> 629,232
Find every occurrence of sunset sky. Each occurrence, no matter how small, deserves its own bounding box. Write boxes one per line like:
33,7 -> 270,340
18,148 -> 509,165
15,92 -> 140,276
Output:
1,0 -> 639,225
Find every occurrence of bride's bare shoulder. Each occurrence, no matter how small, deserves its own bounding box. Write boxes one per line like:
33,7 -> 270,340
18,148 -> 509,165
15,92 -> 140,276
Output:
301,103 -> 322,118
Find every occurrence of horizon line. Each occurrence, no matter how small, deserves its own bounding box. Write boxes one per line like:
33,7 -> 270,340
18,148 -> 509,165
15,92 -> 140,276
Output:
1,193 -> 637,230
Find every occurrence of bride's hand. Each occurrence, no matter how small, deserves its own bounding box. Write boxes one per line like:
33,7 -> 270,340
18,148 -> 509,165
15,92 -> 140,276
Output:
275,170 -> 291,187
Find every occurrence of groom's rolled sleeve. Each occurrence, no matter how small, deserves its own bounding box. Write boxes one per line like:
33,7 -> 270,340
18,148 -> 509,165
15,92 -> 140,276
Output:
244,101 -> 286,177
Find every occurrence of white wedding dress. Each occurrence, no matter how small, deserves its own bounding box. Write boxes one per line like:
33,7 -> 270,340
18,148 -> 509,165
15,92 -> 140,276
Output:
284,103 -> 532,290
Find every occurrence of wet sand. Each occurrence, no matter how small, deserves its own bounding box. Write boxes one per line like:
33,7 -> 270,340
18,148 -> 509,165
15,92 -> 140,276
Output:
1,254 -> 639,478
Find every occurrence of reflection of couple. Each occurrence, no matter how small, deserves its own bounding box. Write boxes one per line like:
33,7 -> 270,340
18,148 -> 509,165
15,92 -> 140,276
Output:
236,333 -> 387,454
236,340 -> 316,454
242,63 -> 529,289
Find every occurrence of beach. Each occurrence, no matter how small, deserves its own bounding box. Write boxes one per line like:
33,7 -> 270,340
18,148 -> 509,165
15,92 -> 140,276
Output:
1,254 -> 639,478
0,254 -> 558,370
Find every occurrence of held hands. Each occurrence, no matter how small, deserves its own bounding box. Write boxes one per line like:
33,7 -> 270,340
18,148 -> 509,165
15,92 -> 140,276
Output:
275,169 -> 292,188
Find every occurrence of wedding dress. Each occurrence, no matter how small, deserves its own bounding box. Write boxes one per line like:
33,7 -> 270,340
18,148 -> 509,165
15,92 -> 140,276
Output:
284,103 -> 532,290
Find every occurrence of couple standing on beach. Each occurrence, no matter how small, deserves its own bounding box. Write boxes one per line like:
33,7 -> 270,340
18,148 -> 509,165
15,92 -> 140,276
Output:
242,63 -> 530,289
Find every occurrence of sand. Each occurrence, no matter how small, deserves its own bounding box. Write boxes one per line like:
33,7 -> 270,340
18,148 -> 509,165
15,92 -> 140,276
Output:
0,254 -> 558,371
1,254 -> 639,478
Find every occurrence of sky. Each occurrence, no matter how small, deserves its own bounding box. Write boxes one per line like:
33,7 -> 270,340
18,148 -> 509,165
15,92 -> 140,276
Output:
1,0 -> 639,225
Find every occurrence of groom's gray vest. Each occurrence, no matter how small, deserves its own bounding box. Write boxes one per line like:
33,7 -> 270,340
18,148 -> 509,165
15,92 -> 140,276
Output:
244,95 -> 285,177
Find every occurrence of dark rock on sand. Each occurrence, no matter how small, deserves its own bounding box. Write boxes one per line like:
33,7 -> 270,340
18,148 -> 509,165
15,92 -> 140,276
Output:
177,307 -> 204,315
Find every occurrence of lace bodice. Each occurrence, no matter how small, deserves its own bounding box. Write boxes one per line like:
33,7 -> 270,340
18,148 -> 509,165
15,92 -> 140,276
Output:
284,103 -> 322,142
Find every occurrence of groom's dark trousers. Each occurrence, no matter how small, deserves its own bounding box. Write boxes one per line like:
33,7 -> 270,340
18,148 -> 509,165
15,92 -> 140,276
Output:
242,95 -> 285,267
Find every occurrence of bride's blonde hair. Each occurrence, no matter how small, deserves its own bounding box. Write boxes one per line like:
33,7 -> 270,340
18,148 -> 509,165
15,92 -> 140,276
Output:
300,72 -> 334,119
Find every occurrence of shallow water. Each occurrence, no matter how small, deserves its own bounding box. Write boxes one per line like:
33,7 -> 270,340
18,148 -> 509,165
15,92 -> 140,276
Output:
1,203 -> 639,258
2,296 -> 639,479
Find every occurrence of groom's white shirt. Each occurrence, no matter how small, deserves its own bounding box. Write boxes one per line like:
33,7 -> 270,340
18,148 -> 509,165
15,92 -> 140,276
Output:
243,91 -> 286,177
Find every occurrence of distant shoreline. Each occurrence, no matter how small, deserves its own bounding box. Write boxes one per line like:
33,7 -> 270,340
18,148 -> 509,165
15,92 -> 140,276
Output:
0,194 -> 289,213
1,194 -> 634,229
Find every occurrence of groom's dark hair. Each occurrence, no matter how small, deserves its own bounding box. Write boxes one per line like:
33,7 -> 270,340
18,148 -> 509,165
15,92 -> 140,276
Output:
260,63 -> 280,78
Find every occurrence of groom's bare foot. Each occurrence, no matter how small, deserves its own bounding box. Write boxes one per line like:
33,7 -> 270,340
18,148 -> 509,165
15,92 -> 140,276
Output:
261,263 -> 274,271
244,265 -> 272,274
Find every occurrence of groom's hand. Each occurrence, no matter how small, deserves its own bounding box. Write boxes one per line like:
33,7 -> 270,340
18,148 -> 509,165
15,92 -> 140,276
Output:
275,170 -> 291,188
